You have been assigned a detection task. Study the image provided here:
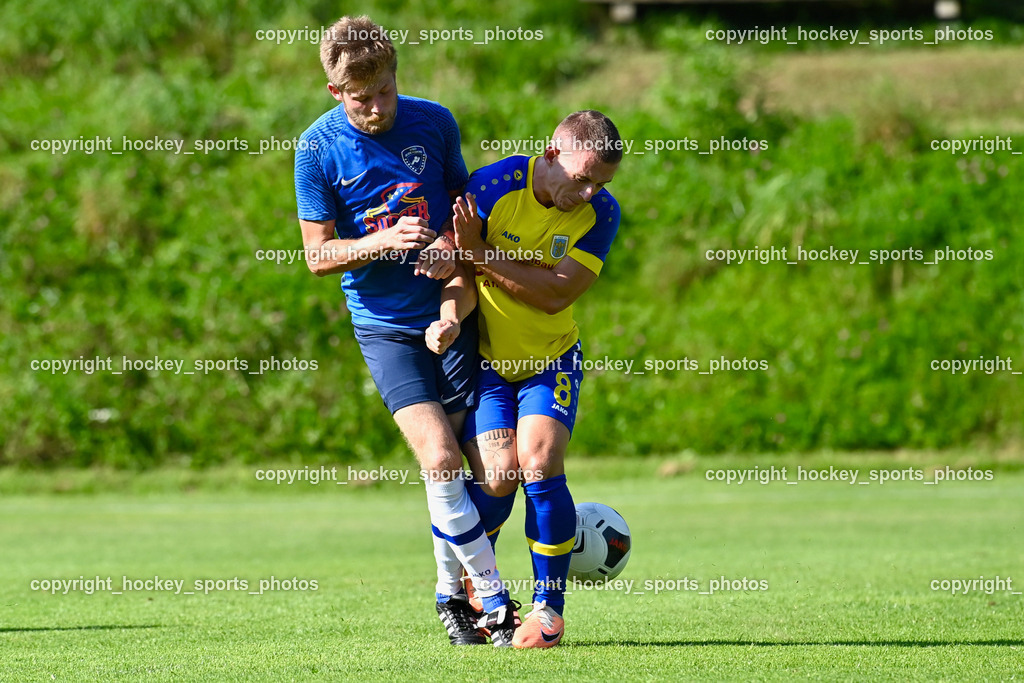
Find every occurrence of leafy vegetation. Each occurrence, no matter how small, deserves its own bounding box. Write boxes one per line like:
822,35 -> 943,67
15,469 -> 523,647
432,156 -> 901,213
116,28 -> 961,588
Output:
2,1 -> 1022,466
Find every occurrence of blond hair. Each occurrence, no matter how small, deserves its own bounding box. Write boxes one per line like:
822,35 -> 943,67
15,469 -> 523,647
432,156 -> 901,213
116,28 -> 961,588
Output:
320,15 -> 398,90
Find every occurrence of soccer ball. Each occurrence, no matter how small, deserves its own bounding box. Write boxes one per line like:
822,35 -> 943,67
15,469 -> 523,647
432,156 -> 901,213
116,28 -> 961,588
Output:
568,502 -> 631,581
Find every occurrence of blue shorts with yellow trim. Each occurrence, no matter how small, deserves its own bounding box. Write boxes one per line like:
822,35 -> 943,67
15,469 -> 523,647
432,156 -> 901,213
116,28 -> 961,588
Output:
464,341 -> 584,441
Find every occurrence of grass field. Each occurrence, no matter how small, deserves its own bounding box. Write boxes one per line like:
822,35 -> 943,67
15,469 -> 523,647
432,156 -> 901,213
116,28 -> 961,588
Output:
2,462 -> 1022,680
3,3 -> 1023,679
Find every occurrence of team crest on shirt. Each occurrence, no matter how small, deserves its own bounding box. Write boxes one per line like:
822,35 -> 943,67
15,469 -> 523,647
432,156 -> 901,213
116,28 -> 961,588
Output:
550,234 -> 569,259
402,145 -> 427,174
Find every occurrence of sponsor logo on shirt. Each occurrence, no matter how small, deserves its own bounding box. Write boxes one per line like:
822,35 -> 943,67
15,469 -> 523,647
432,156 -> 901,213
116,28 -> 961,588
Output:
361,182 -> 430,232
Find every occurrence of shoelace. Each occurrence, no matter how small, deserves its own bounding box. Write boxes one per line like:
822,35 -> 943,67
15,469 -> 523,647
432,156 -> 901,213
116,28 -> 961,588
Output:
477,599 -> 522,630
446,601 -> 479,632
523,600 -> 556,629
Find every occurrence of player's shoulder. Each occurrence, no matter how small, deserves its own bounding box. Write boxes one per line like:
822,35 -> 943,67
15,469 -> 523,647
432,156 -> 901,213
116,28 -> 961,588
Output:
570,187 -> 620,266
299,104 -> 347,140
297,105 -> 348,163
588,187 -> 620,224
467,155 -> 531,194
465,156 -> 530,216
398,95 -> 458,129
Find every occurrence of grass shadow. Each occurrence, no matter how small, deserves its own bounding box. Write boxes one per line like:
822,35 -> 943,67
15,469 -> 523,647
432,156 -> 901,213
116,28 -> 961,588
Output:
0,624 -> 161,633
570,639 -> 1024,648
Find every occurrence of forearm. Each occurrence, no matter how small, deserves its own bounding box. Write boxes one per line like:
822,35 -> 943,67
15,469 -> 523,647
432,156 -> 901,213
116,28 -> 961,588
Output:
439,262 -> 478,323
307,233 -> 386,276
426,260 -> 477,356
470,248 -> 570,314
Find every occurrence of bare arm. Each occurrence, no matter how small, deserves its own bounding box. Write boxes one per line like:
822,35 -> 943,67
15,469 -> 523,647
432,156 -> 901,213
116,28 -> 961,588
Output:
426,260 -> 478,355
298,216 -> 438,277
440,259 -> 478,324
471,252 -> 596,315
451,193 -> 598,315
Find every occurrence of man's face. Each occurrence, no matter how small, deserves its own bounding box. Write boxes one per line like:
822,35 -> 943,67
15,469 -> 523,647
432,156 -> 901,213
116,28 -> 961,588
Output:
333,71 -> 398,134
544,139 -> 618,212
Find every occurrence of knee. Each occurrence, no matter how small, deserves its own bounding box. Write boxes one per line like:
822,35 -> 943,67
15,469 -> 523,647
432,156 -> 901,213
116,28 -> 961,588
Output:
480,472 -> 519,497
517,451 -> 560,483
419,448 -> 463,479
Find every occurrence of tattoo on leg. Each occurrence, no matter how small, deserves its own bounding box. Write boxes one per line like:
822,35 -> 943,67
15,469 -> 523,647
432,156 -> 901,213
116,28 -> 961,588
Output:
482,429 -> 514,454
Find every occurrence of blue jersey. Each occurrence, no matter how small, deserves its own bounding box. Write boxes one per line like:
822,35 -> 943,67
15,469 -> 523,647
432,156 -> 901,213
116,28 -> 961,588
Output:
295,95 -> 469,328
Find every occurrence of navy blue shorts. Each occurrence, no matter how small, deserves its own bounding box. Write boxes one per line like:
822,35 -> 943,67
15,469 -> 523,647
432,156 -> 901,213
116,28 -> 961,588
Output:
464,340 -> 584,440
354,312 -> 479,415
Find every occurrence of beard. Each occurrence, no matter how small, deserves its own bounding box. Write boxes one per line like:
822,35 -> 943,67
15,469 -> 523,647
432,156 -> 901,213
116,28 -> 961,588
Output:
347,108 -> 396,135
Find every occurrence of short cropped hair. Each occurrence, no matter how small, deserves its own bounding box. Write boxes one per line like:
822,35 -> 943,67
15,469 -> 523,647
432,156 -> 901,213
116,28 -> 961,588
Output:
320,15 -> 398,90
554,110 -> 623,165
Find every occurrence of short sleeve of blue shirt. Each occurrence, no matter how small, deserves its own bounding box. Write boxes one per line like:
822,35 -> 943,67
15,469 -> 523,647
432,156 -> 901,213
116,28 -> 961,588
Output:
295,137 -> 336,221
438,112 -> 469,194
572,189 -> 620,264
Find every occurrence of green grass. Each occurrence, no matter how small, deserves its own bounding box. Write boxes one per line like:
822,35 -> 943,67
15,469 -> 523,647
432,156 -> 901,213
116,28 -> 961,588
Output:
2,464 -> 1022,680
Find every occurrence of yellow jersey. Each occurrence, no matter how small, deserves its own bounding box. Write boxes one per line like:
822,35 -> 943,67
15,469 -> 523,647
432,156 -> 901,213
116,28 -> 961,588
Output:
468,155 -> 620,381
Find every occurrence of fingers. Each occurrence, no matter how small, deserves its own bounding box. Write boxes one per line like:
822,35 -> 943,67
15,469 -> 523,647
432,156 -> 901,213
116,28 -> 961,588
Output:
391,225 -> 436,251
452,198 -> 468,230
425,321 -> 457,355
414,249 -> 429,276
452,195 -> 479,251
428,246 -> 456,278
413,245 -> 456,278
436,328 -> 455,354
406,227 -> 437,249
425,322 -> 444,354
415,257 -> 449,279
453,194 -> 477,221
396,216 -> 430,229
422,260 -> 455,280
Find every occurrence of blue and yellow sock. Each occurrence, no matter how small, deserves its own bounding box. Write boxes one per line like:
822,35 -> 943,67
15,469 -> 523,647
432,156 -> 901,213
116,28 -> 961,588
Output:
524,474 -> 575,616
464,479 -> 517,548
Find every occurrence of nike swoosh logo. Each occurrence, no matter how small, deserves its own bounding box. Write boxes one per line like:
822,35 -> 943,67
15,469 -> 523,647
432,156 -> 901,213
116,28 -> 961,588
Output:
540,629 -> 562,643
440,394 -> 461,405
340,171 -> 367,187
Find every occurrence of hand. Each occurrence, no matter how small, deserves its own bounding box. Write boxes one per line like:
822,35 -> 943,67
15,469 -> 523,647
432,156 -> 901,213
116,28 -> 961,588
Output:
373,216 -> 436,252
425,319 -> 460,355
414,236 -> 456,279
452,193 -> 485,257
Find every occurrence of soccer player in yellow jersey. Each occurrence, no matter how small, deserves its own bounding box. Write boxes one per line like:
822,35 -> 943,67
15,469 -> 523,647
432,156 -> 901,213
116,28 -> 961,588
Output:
427,110 -> 622,648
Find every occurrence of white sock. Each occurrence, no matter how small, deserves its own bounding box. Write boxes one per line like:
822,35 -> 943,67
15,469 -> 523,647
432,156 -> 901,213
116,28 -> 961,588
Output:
431,531 -> 462,597
424,479 -> 502,598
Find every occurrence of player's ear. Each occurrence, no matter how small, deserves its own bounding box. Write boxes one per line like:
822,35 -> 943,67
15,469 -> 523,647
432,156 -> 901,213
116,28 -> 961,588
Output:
543,145 -> 560,163
326,83 -> 344,102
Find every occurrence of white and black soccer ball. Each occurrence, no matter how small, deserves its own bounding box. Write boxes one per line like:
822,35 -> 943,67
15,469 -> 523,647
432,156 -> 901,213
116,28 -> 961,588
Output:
568,502 -> 632,581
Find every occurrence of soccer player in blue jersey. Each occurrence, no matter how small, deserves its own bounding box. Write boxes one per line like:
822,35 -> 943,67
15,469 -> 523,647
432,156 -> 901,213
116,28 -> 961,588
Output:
294,15 -> 515,647
427,111 -> 622,648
